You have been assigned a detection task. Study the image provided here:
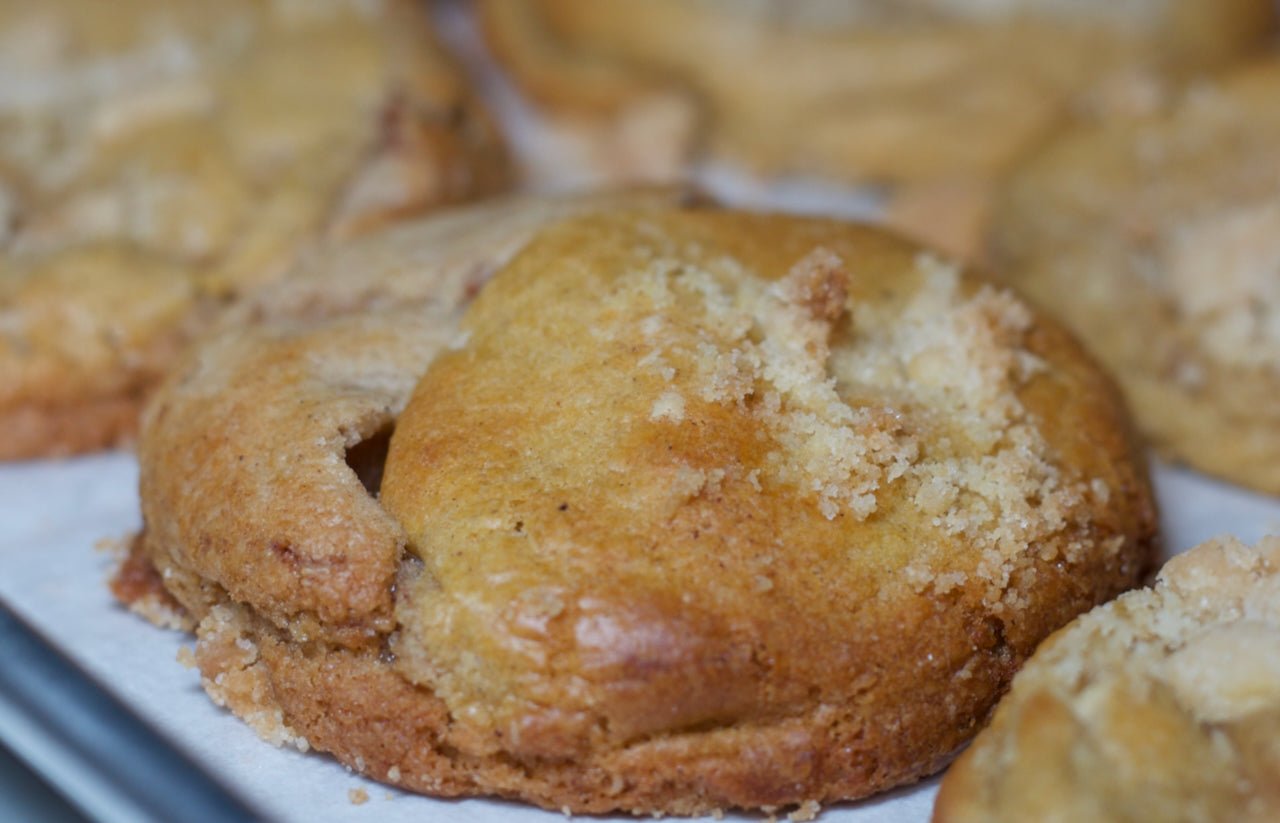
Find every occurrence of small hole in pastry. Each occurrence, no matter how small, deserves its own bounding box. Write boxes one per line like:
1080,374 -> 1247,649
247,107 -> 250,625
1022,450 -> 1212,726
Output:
345,424 -> 394,497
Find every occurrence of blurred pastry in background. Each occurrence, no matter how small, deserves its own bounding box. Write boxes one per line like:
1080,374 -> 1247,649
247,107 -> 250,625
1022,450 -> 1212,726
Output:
934,534 -> 1280,823
883,177 -> 995,264
0,0 -> 509,460
992,58 -> 1280,495
474,0 -> 1274,259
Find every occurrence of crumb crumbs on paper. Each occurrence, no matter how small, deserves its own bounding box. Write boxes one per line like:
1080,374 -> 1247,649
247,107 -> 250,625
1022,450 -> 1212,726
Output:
348,788 -> 369,805
790,800 -> 822,821
94,535 -> 130,556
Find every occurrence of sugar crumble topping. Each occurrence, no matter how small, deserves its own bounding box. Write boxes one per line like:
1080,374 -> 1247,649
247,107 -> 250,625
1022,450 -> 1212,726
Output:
973,537 -> 1280,822
1022,537 -> 1280,712
1150,539 -> 1280,727
610,244 -> 1096,602
941,539 -> 1280,823
1162,200 -> 1280,374
840,255 -> 1088,603
650,389 -> 686,422
621,247 -> 919,522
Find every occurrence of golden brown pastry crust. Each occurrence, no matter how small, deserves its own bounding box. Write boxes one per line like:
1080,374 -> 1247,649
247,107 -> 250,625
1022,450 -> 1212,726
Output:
992,58 -> 1280,494
934,535 -> 1280,823
137,190 -> 685,644
131,200 -> 1156,815
0,0 -> 509,459
477,0 -> 1274,186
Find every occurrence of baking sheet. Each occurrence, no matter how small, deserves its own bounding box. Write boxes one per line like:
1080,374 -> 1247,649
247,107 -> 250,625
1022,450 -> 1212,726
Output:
1,453 -> 1277,822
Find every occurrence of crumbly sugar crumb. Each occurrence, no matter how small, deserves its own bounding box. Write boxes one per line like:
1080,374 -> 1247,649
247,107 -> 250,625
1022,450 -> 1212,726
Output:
650,390 -> 686,422
107,541 -> 196,631
615,245 -> 1090,605
194,604 -> 309,751
955,537 -> 1280,823
1024,536 -> 1280,720
839,254 -> 1092,602
94,536 -> 131,557
348,787 -> 369,805
617,247 -> 919,522
1162,199 -> 1280,372
126,593 -> 193,631
789,799 -> 822,821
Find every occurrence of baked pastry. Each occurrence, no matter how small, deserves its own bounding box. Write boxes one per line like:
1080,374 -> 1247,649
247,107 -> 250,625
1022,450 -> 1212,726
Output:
124,188 -> 685,628
0,0 -> 509,460
475,0 -> 1274,257
934,535 -> 1280,823
126,198 -> 1157,815
992,58 -> 1280,495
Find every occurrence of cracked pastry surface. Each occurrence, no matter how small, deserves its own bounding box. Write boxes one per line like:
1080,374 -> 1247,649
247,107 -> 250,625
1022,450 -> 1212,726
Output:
993,58 -> 1280,494
0,0 -> 509,459
934,535 -> 1280,823
128,200 -> 1156,816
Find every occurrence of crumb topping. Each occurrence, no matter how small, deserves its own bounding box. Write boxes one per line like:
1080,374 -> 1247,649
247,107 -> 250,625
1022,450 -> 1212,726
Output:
615,245 -> 1085,600
1030,536 -> 1280,732
943,537 -> 1280,823
839,255 -> 1085,602
650,389 -> 686,422
1163,200 -> 1280,372
1153,539 -> 1280,729
619,247 -> 920,521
